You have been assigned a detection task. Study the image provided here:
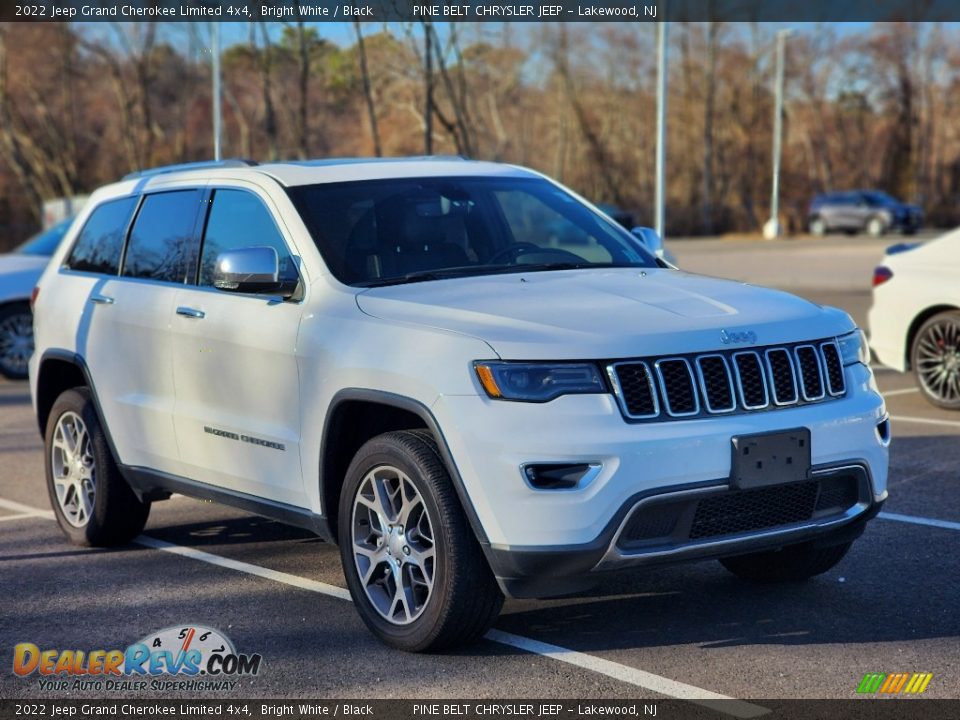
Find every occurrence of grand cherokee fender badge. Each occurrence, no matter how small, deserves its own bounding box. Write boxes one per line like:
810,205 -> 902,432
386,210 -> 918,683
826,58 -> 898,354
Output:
720,329 -> 758,345
204,426 -> 285,451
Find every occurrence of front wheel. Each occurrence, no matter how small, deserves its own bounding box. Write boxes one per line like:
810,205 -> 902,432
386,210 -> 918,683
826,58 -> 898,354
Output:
719,541 -> 852,581
44,388 -> 150,546
339,430 -> 503,652
866,216 -> 886,237
911,311 -> 960,410
808,217 -> 826,236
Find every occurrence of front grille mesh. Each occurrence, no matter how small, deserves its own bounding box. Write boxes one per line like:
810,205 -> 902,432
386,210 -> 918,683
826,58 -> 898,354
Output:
610,339 -> 845,421
689,481 -> 818,539
616,474 -> 862,549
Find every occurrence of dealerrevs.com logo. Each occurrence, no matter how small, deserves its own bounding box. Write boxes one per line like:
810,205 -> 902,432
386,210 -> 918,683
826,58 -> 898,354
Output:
13,625 -> 262,692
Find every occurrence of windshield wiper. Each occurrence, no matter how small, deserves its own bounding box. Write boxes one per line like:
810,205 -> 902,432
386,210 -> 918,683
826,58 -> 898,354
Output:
356,262 -> 641,288
355,264 -> 517,288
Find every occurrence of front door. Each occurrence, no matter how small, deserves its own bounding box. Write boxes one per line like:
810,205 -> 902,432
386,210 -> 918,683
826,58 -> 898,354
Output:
170,185 -> 306,507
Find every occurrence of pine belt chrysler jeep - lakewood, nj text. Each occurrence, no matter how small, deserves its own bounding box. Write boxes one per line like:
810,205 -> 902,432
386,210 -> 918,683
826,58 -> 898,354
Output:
30,158 -> 889,651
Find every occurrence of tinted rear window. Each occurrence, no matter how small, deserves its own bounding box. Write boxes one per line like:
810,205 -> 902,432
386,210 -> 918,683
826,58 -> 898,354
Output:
122,190 -> 203,283
64,197 -> 138,275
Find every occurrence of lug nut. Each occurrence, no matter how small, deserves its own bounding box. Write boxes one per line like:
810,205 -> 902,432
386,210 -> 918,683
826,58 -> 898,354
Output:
403,546 -> 410,555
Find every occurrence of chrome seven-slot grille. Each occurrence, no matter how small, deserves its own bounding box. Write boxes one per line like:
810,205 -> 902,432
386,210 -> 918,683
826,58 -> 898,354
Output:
608,340 -> 846,421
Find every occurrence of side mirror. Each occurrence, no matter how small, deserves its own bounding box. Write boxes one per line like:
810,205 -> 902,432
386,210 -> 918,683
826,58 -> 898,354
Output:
213,247 -> 289,296
631,226 -> 664,258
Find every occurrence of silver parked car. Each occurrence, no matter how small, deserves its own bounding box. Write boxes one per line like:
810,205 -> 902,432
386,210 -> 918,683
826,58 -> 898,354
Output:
0,219 -> 73,379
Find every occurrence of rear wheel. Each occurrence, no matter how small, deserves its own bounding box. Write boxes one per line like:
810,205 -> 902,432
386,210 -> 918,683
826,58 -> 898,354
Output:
339,430 -> 503,652
720,541 -> 851,581
0,302 -> 33,380
911,311 -> 960,410
44,388 -> 150,546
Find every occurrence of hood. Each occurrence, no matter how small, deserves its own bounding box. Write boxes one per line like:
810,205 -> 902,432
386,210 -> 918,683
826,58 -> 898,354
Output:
0,253 -> 48,303
0,253 -> 48,275
356,268 -> 854,359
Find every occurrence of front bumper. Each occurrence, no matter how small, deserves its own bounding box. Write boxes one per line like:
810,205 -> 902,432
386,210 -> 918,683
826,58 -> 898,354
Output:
486,463 -> 883,598
433,363 -> 889,598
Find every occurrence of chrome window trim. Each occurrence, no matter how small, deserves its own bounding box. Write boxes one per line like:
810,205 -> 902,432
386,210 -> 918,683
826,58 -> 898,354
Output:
654,357 -> 700,417
764,347 -> 799,406
695,354 -> 737,414
731,351 -> 770,410
606,362 -> 660,419
794,344 -> 826,401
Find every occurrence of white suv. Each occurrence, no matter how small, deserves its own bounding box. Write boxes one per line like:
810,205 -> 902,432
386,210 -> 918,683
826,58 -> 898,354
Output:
30,158 -> 890,651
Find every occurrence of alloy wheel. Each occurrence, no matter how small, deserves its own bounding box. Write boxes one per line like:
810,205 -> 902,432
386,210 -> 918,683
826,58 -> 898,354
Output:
351,465 -> 436,625
916,318 -> 960,404
0,311 -> 32,377
50,411 -> 96,527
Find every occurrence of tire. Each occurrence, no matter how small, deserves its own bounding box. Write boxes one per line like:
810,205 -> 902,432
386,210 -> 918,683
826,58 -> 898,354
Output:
44,388 -> 150,546
0,302 -> 33,380
719,540 -> 851,581
808,217 -> 826,236
866,216 -> 886,237
911,310 -> 960,410
338,429 -> 503,652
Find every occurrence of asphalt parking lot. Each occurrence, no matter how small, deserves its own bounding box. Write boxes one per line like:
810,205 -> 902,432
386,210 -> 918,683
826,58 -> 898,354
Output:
1,236 -> 958,711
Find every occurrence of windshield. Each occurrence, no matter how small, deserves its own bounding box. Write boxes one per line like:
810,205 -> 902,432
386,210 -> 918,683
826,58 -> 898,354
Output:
288,176 -> 656,286
864,191 -> 897,207
15,218 -> 73,256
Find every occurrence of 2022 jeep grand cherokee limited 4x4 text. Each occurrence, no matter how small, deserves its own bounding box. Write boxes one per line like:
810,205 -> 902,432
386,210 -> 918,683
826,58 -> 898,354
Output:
30,158 -> 889,651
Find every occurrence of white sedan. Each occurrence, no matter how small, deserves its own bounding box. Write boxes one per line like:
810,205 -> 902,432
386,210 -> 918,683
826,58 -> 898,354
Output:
0,219 -> 73,379
868,228 -> 960,409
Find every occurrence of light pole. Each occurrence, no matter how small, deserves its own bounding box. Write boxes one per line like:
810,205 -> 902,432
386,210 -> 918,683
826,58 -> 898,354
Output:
764,29 -> 791,240
654,21 -> 668,240
212,22 -> 222,161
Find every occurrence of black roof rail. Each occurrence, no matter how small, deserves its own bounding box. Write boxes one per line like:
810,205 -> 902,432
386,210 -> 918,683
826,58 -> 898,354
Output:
122,158 -> 259,181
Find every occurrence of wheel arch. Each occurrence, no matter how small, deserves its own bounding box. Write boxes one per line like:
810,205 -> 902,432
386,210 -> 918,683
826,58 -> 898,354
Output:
35,350 -> 91,436
319,389 -> 489,548
905,305 -> 960,370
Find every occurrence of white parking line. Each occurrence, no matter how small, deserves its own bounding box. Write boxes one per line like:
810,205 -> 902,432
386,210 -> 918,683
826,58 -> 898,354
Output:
0,512 -> 37,522
889,414 -> 960,429
135,535 -> 352,601
879,511 -> 960,532
879,387 -> 918,397
0,496 -> 768,717
487,630 -> 768,718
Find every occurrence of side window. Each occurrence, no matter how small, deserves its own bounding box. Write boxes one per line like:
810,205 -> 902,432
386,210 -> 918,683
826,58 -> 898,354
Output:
64,197 -> 137,275
199,189 -> 298,287
122,190 -> 203,283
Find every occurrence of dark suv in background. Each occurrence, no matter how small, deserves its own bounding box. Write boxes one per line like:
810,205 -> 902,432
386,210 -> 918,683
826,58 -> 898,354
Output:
808,191 -> 922,237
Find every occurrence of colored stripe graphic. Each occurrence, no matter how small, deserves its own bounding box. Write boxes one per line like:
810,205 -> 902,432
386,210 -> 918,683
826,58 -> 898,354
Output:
856,673 -> 885,693
905,673 -> 933,694
857,672 -> 932,694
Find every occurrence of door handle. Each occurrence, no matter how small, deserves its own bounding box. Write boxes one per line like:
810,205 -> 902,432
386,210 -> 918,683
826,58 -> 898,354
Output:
89,294 -> 114,305
176,306 -> 205,319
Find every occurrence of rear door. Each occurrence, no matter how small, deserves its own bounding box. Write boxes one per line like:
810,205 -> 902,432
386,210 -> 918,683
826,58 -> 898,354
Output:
79,188 -> 204,472
170,183 -> 307,506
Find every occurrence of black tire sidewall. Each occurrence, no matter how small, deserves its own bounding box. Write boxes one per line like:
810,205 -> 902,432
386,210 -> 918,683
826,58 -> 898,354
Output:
338,436 -> 457,650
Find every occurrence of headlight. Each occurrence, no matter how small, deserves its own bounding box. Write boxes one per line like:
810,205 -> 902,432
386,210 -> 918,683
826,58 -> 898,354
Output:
837,329 -> 869,366
474,361 -> 606,402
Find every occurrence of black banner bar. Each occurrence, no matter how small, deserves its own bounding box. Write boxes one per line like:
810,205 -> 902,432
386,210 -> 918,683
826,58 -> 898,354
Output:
2,700 -> 960,720
2,0 -> 960,23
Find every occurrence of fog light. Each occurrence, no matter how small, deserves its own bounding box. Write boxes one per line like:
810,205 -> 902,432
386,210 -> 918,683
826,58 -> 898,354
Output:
522,463 -> 601,490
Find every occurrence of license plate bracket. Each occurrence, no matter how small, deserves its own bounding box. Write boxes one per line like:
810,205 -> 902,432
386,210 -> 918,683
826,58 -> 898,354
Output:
731,428 -> 811,489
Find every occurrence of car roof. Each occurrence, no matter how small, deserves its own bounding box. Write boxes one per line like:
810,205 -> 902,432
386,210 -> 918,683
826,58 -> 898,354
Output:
100,157 -> 540,200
